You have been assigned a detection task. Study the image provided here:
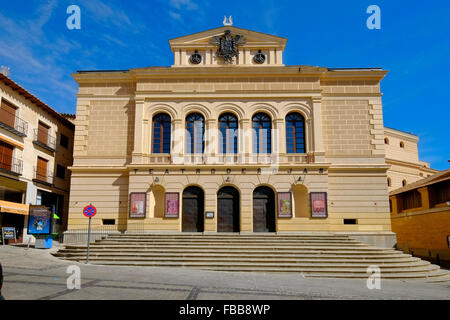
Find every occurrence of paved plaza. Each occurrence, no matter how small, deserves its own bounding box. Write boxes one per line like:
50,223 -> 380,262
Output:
0,244 -> 449,300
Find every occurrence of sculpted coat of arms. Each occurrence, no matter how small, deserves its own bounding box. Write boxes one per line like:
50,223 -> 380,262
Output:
210,30 -> 246,64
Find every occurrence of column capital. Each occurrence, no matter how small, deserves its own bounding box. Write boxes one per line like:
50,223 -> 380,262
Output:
311,96 -> 322,103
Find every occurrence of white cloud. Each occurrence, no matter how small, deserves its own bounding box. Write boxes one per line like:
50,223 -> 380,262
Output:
78,0 -> 132,27
169,0 -> 198,10
168,11 -> 183,22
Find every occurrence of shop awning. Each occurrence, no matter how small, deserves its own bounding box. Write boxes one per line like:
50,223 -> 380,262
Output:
0,200 -> 29,215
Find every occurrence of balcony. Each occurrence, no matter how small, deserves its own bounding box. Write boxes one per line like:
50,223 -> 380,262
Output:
0,154 -> 23,176
138,153 -> 314,165
0,108 -> 28,137
33,167 -> 54,186
33,128 -> 56,152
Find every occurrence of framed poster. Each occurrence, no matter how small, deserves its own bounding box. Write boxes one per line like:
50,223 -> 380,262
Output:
310,192 -> 328,218
277,192 -> 293,218
165,192 -> 179,218
28,205 -> 52,235
2,227 -> 16,242
130,193 -> 146,218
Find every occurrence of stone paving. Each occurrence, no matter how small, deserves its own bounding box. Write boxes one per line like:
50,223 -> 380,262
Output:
1,244 -> 449,300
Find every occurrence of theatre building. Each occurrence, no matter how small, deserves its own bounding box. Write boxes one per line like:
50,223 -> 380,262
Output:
0,73 -> 74,243
67,25 -> 422,246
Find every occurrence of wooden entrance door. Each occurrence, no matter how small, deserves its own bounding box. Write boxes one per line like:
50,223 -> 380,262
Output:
182,186 -> 204,232
217,186 -> 240,232
253,186 -> 276,232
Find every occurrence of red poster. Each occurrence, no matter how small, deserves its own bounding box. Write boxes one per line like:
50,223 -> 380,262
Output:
130,193 -> 146,218
310,192 -> 328,218
165,193 -> 179,218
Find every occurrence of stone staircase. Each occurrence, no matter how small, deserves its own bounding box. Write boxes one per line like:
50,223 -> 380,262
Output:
53,233 -> 450,282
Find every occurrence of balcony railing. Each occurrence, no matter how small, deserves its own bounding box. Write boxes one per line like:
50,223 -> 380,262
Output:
0,154 -> 23,175
33,167 -> 54,185
139,153 -> 313,165
0,108 -> 28,137
33,128 -> 56,152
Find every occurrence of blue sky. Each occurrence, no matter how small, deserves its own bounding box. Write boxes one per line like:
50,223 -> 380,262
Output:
0,0 -> 449,169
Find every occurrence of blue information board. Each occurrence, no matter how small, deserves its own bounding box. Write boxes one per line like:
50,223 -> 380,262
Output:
28,206 -> 52,235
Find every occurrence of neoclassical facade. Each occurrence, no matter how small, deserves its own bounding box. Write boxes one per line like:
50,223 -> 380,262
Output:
67,26 -> 396,246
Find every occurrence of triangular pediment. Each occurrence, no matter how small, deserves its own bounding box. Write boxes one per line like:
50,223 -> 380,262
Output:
169,26 -> 287,50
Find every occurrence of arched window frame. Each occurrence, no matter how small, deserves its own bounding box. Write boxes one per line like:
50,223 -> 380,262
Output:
252,113 -> 272,154
152,113 -> 171,154
185,113 -> 205,154
218,113 -> 238,154
285,112 -> 306,154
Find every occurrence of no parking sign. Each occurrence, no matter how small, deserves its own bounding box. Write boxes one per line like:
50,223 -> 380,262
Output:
83,205 -> 97,218
83,204 -> 96,264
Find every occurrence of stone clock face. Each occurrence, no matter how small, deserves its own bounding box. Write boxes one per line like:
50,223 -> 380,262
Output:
190,52 -> 202,64
254,51 -> 266,64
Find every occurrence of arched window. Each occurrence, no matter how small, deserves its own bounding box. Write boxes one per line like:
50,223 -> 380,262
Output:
402,179 -> 407,187
400,141 -> 405,148
252,113 -> 271,154
387,177 -> 391,187
384,138 -> 389,145
219,113 -> 238,154
152,113 -> 171,154
286,112 -> 306,154
186,113 -> 205,154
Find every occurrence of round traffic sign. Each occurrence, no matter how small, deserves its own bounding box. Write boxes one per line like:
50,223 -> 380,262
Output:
83,205 -> 97,218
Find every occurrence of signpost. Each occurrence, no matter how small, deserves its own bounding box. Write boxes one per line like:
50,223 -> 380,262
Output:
83,204 -> 97,264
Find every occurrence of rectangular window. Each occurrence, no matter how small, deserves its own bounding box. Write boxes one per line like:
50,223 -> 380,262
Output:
36,157 -> 48,181
430,180 -> 450,206
56,164 -> 66,179
401,190 -> 422,210
0,140 -> 14,171
37,121 -> 50,145
0,99 -> 17,128
60,134 -> 69,148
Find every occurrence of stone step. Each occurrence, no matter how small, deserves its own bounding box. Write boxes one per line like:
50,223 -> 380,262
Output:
96,238 -> 366,246
115,233 -> 349,238
80,260 -> 439,273
58,247 -> 402,256
424,270 -> 450,283
55,233 -> 449,282
58,258 -> 429,268
105,235 -> 355,241
54,251 -> 416,260
63,244 -> 390,251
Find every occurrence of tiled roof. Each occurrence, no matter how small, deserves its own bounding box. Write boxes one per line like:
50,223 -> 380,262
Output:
0,73 -> 74,129
389,169 -> 450,196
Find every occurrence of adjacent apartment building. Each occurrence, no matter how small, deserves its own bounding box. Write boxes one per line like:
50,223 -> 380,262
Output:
0,73 -> 74,243
390,169 -> 450,266
384,127 -> 438,191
